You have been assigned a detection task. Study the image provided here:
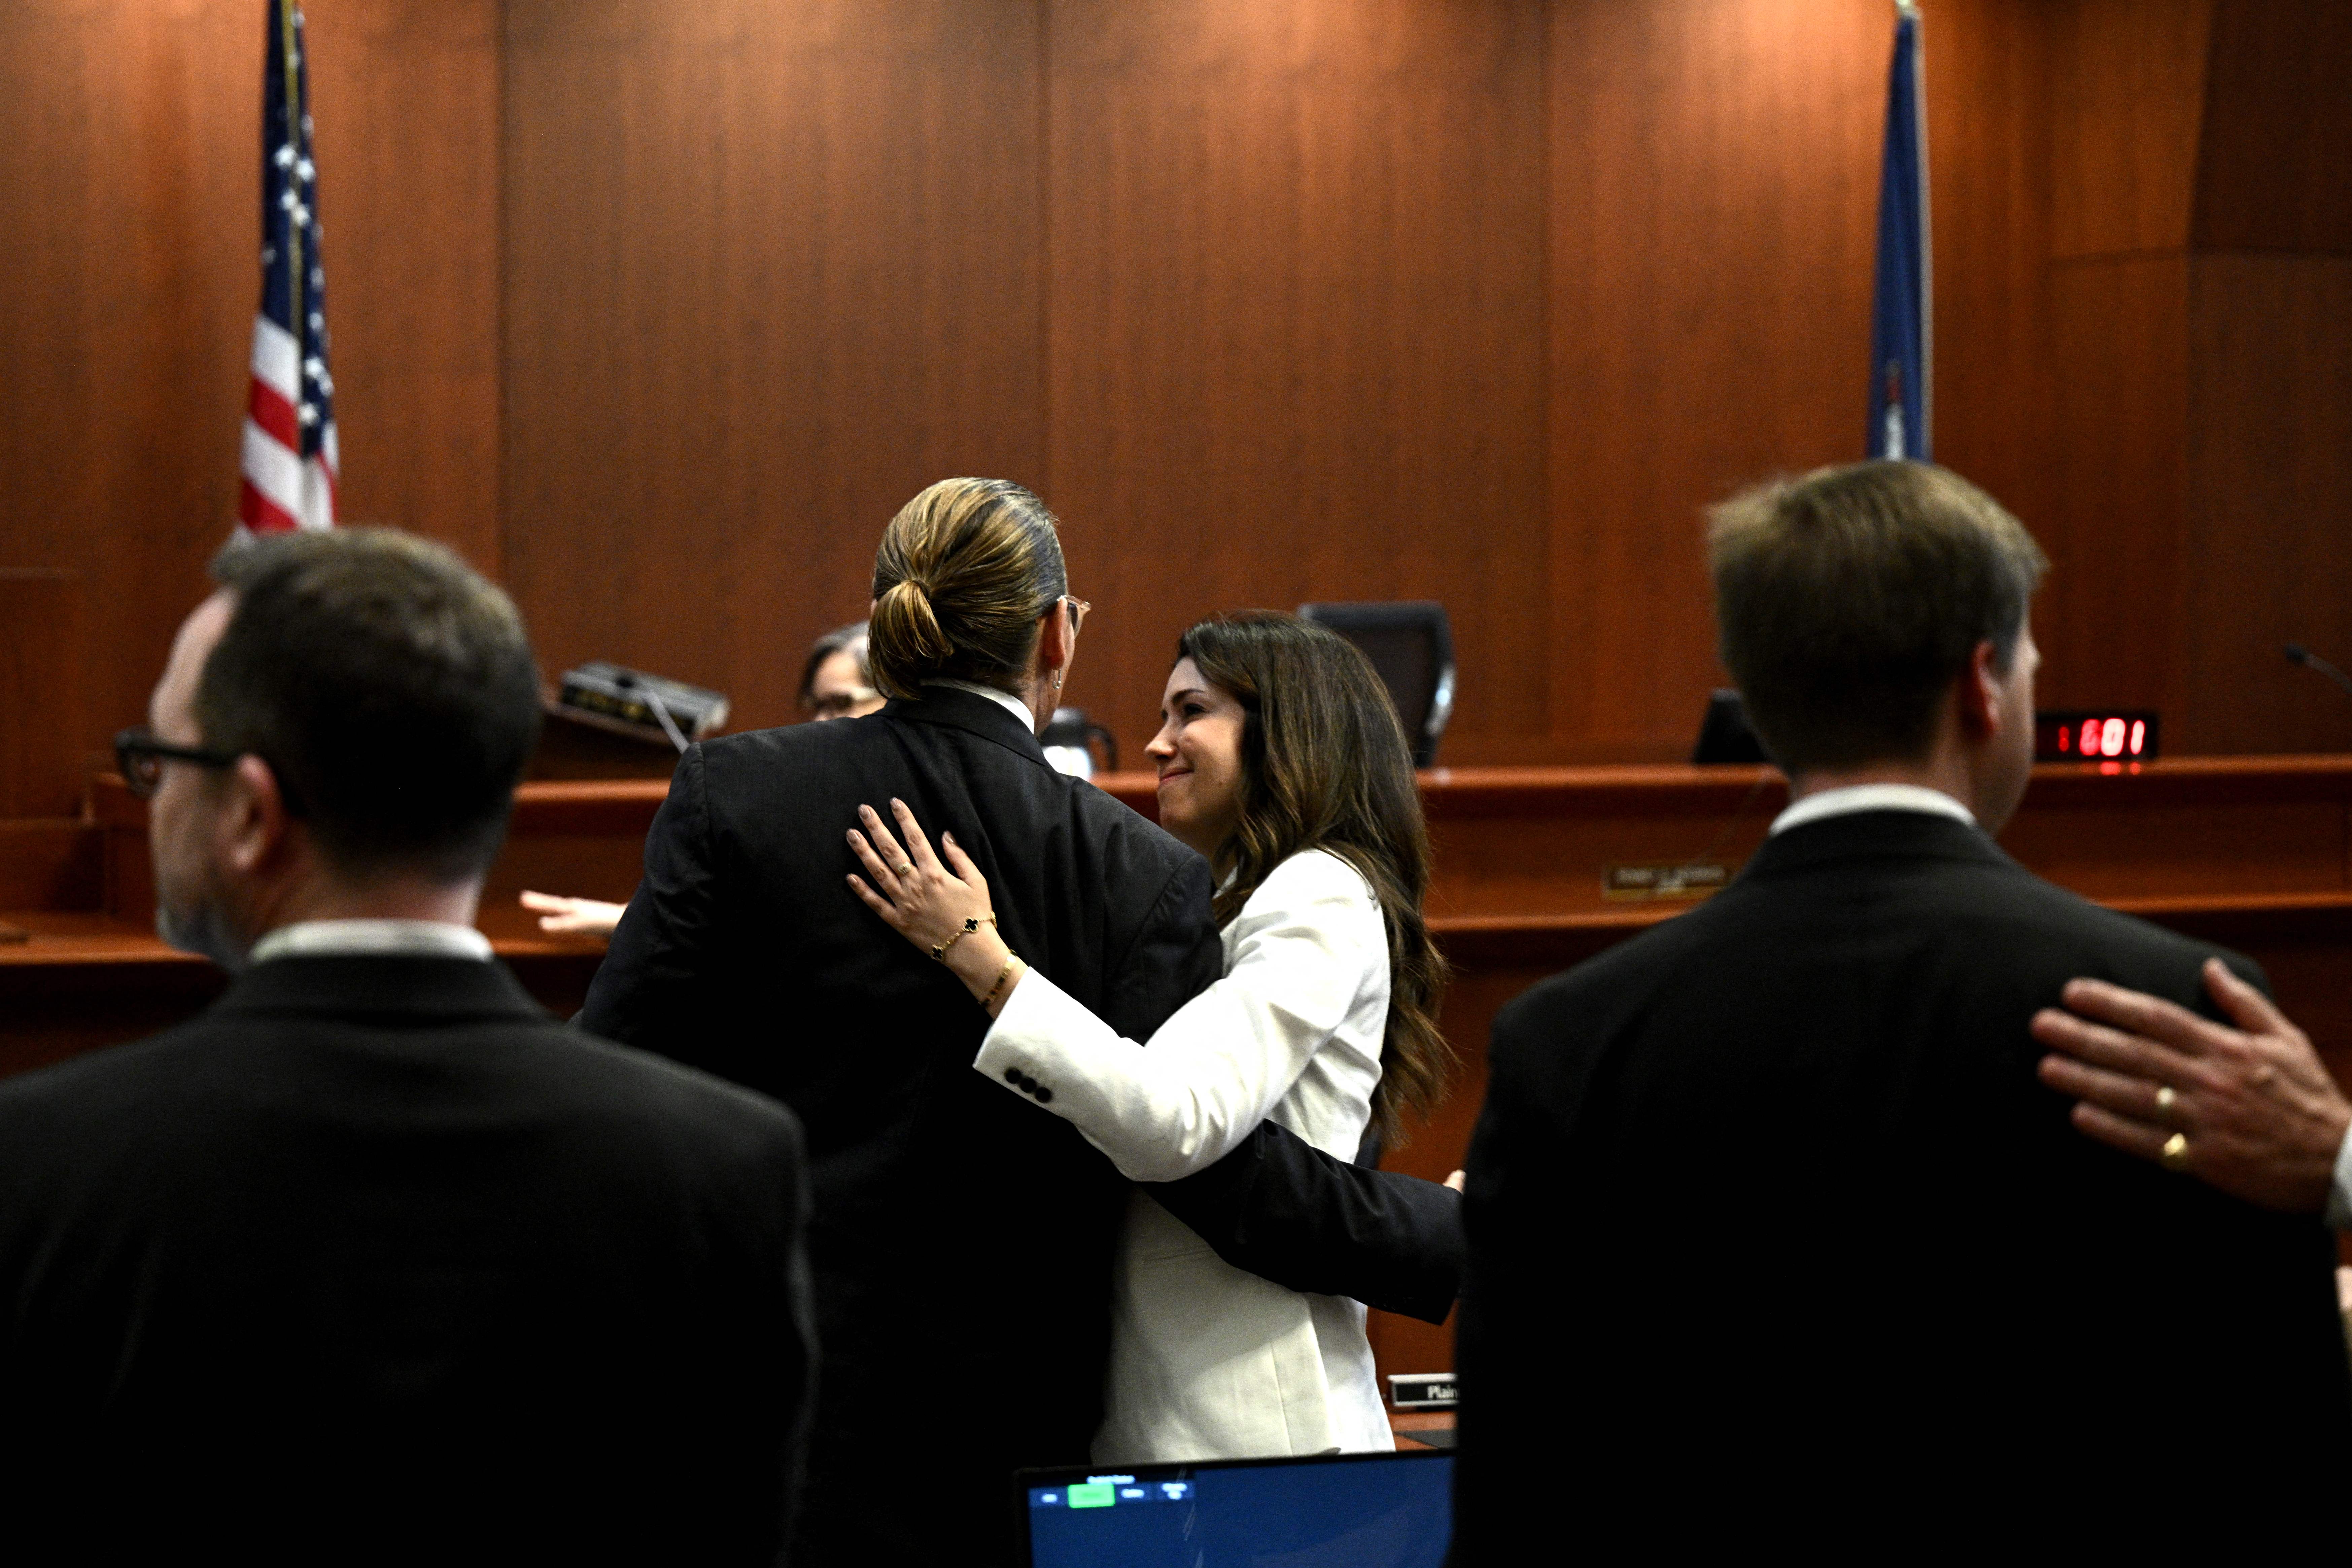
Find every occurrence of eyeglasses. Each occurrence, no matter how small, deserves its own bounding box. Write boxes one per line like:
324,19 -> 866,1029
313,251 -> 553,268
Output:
113,727 -> 242,800
1064,596 -> 1092,635
807,686 -> 881,719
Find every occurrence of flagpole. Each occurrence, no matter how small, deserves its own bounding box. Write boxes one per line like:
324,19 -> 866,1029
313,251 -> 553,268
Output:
1905,0 -> 1932,457
1868,0 -> 1931,461
279,0 -> 304,380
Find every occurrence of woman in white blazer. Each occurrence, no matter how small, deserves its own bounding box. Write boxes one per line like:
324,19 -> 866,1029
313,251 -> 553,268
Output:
847,612 -> 1453,1463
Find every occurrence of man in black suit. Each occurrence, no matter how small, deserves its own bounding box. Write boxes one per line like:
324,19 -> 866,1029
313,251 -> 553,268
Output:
0,530 -> 816,1564
584,478 -> 1460,1563
1452,462 -> 2352,1549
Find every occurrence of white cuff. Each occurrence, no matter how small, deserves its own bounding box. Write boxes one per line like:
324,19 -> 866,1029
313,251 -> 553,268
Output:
2326,1126 -> 2352,1231
972,971 -> 1107,1121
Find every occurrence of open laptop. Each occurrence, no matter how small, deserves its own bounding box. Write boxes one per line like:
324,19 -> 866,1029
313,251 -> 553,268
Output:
1018,1449 -> 1453,1567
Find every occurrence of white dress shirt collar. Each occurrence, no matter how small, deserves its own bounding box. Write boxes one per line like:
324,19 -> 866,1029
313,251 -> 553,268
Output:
925,678 -> 1036,733
249,918 -> 493,965
1770,782 -> 1977,837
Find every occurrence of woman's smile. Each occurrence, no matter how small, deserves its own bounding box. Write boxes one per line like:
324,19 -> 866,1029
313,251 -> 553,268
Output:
1145,658 -> 1245,859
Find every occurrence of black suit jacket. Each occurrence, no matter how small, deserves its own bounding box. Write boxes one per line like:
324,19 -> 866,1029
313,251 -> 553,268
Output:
581,688 -> 1459,1561
0,954 -> 815,1566
1453,811 -> 2352,1549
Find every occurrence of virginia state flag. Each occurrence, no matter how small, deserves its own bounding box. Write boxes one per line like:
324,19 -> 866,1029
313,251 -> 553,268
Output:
1868,0 -> 1931,462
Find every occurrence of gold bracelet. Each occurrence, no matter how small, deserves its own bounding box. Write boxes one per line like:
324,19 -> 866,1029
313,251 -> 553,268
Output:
930,913 -> 997,964
982,952 -> 1023,1012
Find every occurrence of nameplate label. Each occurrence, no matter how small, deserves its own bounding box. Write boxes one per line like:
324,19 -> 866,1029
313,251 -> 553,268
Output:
1603,862 -> 1731,902
1388,1373 -> 1458,1409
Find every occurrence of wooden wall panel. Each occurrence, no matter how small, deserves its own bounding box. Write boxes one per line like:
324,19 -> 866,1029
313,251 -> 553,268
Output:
9,0 -> 2352,836
1547,0 -> 1886,762
2041,254 -> 2191,715
2048,0 -> 2211,259
306,0 -> 504,570
2192,0 -> 2352,254
1924,0 -> 2056,600
0,0 -> 266,790
0,0 -> 503,797
2032,0 -> 2352,747
0,572 -> 89,818
2178,255 -> 2352,754
1044,0 -> 1550,764
501,0 -> 1048,738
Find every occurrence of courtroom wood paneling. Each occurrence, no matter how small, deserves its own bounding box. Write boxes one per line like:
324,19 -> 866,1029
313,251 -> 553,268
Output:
2047,0 -> 2212,260
501,0 -> 1049,738
2178,255 -> 2352,754
11,0 -> 2352,834
1924,0 -> 2057,585
1044,0 -> 1550,764
1548,0 -> 1886,762
2041,254 -> 2191,715
305,0 -> 505,570
0,1 -> 268,788
2191,0 -> 2352,255
2034,0 -> 2352,748
0,0 -> 506,793
0,571 -> 90,816
0,821 -> 101,914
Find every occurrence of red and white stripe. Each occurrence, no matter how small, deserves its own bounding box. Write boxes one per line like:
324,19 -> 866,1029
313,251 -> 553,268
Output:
237,315 -> 337,534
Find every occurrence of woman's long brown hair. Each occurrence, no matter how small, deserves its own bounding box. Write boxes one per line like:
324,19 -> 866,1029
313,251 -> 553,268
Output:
1177,613 -> 1455,1149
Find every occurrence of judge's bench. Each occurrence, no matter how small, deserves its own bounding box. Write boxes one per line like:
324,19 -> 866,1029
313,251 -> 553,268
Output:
6,755 -> 2352,1385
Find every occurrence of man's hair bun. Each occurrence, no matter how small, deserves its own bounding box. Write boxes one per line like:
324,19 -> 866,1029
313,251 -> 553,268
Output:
867,480 -> 1067,702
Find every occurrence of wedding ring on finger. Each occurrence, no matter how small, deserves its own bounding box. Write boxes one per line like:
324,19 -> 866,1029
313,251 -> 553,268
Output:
2154,1084 -> 2178,1120
2160,1132 -> 2191,1173
894,862 -> 914,877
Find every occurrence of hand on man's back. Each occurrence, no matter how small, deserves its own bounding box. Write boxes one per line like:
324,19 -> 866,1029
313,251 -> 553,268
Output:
2033,957 -> 2351,1215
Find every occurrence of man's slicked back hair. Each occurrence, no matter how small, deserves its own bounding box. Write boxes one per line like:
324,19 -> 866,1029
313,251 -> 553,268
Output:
1708,461 -> 2048,774
200,528 -> 542,882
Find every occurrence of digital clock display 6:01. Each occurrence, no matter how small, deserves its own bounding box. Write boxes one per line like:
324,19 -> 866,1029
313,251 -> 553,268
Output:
2034,710 -> 2159,763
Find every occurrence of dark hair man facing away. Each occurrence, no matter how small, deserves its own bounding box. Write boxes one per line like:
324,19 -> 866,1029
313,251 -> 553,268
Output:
0,530 -> 815,1565
1451,463 -> 2352,1550
583,481 -> 1464,1564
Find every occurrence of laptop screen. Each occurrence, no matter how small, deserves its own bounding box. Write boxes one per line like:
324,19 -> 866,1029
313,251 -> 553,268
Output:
1018,1449 -> 1453,1567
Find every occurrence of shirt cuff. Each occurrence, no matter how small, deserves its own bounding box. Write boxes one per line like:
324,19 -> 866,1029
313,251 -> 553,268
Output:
971,968 -> 1087,1104
2326,1125 -> 2352,1230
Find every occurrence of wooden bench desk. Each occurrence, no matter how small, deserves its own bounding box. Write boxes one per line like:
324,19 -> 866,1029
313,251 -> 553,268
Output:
7,757 -> 2352,1383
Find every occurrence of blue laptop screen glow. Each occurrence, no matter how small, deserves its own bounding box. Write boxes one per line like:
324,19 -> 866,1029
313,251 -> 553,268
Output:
1024,1451 -> 1452,1567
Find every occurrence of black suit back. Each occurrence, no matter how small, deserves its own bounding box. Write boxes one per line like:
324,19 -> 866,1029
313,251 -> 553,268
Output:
0,955 -> 813,1565
1454,812 -> 2352,1546
581,689 -> 1220,1560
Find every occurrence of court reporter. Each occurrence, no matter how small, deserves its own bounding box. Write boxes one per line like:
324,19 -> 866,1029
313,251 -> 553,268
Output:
850,612 -> 1457,1463
798,619 -> 883,720
520,621 -> 884,939
2034,960 -> 2352,1222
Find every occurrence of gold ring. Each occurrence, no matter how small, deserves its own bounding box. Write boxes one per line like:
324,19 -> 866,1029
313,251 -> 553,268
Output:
2160,1132 -> 2190,1173
894,862 -> 914,876
2154,1085 -> 2177,1118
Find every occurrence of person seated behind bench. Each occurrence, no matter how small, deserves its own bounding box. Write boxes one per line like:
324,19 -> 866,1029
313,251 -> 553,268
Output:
522,619 -> 882,940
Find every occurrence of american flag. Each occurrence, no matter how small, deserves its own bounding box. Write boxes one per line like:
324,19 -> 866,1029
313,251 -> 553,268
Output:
238,0 -> 336,535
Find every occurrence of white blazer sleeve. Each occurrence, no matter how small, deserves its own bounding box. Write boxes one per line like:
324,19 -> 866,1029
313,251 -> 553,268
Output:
973,851 -> 1386,1183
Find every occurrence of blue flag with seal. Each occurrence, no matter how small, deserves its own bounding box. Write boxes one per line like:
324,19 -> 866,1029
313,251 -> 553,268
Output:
1868,0 -> 1930,461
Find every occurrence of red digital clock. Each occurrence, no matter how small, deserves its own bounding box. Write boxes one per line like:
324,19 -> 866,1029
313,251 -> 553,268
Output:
2035,709 -> 2159,763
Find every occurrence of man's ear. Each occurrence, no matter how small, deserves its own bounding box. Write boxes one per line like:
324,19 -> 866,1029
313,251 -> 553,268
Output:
1955,639 -> 2002,740
1037,602 -> 1074,676
217,753 -> 299,879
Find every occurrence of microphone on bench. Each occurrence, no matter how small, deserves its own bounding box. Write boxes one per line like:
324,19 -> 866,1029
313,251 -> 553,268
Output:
2285,643 -> 2352,701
